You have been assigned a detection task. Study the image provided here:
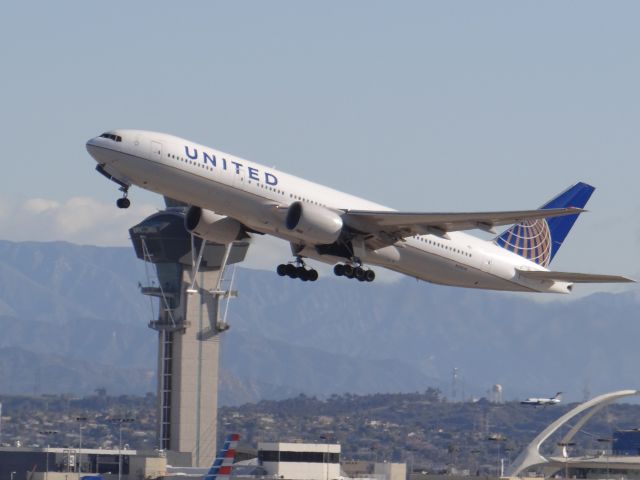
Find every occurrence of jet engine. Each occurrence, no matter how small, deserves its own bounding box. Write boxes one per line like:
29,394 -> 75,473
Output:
285,201 -> 343,245
185,206 -> 244,244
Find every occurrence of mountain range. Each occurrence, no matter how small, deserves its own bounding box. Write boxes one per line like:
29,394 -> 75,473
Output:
0,239 -> 638,405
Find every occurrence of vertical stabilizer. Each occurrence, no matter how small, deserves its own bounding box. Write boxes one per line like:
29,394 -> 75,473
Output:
494,182 -> 594,266
204,434 -> 240,480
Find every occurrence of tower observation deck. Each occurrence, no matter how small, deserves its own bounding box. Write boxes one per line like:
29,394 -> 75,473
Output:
129,208 -> 249,468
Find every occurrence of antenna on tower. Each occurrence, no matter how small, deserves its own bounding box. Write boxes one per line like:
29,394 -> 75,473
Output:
451,367 -> 459,402
583,378 -> 592,402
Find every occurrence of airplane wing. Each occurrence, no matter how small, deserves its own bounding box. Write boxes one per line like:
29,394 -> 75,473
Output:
516,269 -> 635,284
342,207 -> 584,248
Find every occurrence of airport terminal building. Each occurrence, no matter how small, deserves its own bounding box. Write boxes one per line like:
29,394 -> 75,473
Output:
0,441 -> 405,480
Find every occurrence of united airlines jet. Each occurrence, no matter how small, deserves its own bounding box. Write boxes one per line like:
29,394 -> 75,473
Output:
86,130 -> 633,293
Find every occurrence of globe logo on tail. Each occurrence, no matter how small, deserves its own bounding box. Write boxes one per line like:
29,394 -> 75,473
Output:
495,219 -> 552,267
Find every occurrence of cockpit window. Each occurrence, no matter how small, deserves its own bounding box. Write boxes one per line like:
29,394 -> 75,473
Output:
100,133 -> 122,142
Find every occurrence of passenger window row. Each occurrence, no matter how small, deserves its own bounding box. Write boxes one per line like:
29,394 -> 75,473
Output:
415,236 -> 472,257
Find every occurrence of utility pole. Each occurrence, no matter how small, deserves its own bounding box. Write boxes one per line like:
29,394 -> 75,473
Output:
40,430 -> 59,480
76,417 -> 88,474
110,418 -> 135,480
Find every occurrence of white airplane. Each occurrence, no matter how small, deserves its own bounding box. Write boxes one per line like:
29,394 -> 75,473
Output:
86,130 -> 634,293
520,392 -> 563,406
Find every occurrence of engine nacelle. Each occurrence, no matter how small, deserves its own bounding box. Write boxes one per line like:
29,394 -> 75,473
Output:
285,201 -> 343,245
185,207 -> 243,244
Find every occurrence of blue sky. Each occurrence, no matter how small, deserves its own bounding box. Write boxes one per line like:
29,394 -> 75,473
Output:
1,1 -> 638,295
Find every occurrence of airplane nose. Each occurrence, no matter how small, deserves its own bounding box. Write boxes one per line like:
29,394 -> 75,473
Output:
85,138 -> 98,156
86,136 -> 118,165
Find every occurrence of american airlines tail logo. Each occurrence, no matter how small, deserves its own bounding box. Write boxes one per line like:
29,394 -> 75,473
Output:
494,219 -> 552,267
205,433 -> 240,480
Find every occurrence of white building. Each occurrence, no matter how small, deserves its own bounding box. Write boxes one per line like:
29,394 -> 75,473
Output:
258,442 -> 341,480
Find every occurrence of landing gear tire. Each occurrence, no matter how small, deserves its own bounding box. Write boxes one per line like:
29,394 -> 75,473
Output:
277,262 -> 318,282
297,267 -> 308,281
116,197 -> 130,209
285,264 -> 297,278
343,264 -> 354,278
333,263 -> 375,282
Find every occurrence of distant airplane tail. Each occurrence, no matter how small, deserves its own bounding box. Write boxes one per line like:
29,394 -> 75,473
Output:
554,392 -> 563,400
204,433 -> 240,480
494,182 -> 594,267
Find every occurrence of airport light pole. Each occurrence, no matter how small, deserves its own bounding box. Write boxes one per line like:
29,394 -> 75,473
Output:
76,417 -> 87,474
405,447 -> 418,480
597,438 -> 612,479
40,430 -> 59,480
447,443 -> 459,474
487,434 -> 506,477
319,434 -> 331,480
557,442 -> 575,479
10,471 -> 16,480
470,449 -> 481,476
110,418 -> 135,480
504,446 -> 513,471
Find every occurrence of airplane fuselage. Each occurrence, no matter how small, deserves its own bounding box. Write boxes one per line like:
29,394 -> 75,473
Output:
521,398 -> 561,406
86,130 -> 573,293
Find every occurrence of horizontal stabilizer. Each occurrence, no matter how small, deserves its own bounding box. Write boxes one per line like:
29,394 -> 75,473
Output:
516,269 -> 635,284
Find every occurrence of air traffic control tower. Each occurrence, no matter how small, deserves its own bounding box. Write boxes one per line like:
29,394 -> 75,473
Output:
129,208 -> 248,468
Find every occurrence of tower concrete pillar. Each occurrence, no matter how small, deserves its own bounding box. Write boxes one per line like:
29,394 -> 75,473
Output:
129,210 -> 247,468
167,269 -> 222,467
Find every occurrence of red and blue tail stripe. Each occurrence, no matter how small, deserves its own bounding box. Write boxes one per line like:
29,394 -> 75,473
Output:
204,434 -> 240,480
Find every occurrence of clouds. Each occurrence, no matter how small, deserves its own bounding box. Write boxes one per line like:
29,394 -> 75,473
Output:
0,196 -> 157,246
23,198 -> 60,214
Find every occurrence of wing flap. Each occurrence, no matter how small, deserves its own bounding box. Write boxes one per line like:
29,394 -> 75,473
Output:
516,269 -> 635,284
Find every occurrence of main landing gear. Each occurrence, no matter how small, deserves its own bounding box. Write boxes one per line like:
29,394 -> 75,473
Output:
277,257 -> 319,282
334,263 -> 375,282
116,186 -> 130,209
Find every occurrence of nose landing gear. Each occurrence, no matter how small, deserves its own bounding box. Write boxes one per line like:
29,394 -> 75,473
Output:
116,186 -> 130,209
116,197 -> 130,209
276,257 -> 319,282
